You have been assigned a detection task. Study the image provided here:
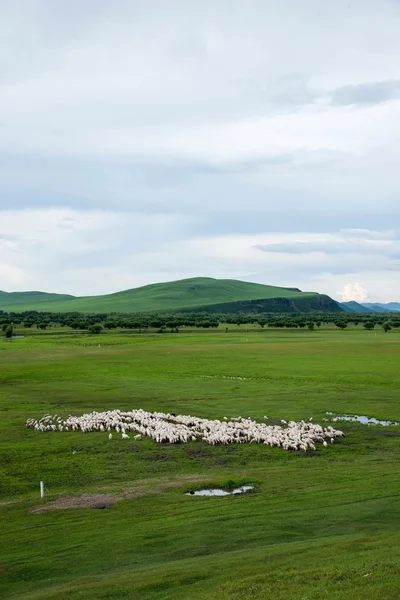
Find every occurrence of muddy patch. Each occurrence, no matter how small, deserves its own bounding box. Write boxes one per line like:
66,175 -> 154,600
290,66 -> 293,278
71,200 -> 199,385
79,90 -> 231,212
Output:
31,474 -> 209,513
0,500 -> 18,507
32,493 -> 116,512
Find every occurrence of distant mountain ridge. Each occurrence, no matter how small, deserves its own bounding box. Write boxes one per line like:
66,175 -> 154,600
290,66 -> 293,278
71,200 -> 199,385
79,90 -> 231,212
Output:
362,302 -> 400,312
340,300 -> 400,313
339,301 -> 374,313
0,277 -> 341,314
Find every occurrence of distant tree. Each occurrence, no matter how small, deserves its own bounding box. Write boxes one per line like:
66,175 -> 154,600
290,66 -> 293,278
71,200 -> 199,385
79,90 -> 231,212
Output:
335,321 -> 347,329
307,322 -> 315,331
88,324 -> 103,334
382,321 -> 392,332
103,321 -> 118,329
258,319 -> 266,328
149,319 -> 164,329
199,320 -> 215,329
315,321 -> 321,327
5,325 -> 13,339
364,321 -> 375,330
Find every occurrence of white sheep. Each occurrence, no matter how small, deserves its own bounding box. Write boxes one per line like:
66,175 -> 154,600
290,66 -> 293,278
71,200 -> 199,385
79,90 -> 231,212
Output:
26,409 -> 346,451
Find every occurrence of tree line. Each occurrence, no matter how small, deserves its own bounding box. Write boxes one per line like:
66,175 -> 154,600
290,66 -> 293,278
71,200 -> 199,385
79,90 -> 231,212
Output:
1,309 -> 399,335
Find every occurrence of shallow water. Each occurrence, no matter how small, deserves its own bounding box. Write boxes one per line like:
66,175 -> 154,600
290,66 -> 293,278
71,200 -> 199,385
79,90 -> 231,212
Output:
200,375 -> 252,381
326,412 -> 399,426
186,486 -> 254,497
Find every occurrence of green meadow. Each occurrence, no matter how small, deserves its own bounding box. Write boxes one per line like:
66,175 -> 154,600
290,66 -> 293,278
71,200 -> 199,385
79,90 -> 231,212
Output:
1,328 -> 400,599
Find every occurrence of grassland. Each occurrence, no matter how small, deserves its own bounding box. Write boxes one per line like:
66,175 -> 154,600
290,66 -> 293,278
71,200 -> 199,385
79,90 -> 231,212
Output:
1,328 -> 400,599
0,291 -> 75,311
0,277 -> 332,313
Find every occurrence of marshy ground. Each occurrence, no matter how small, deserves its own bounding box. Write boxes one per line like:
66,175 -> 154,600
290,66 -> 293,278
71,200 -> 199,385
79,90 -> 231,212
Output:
1,327 -> 400,599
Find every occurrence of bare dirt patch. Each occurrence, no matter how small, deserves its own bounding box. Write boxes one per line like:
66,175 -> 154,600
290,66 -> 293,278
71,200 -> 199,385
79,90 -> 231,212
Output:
32,493 -> 115,512
31,474 -> 209,513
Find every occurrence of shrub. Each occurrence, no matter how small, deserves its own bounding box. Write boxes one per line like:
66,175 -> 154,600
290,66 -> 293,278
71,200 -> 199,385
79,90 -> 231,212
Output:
88,324 -> 103,334
382,321 -> 392,332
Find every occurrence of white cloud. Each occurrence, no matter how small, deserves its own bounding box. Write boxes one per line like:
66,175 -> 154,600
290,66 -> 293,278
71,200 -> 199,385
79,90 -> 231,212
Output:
1,1 -> 400,300
0,211 -> 399,302
338,283 -> 370,303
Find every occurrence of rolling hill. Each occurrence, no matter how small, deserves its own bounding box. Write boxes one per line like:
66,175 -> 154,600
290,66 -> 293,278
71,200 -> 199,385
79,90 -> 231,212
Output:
362,302 -> 400,312
339,301 -> 375,313
0,291 -> 75,309
339,301 -> 400,314
0,277 -> 342,314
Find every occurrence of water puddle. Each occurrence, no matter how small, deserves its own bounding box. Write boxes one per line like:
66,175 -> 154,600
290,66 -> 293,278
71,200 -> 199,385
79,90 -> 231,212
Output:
200,375 -> 253,381
186,486 -> 254,497
326,412 -> 399,426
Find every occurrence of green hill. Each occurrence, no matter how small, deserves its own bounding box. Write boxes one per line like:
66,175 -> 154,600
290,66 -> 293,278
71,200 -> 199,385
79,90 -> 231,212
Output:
0,290 -> 75,310
0,277 -> 341,314
339,301 -> 374,313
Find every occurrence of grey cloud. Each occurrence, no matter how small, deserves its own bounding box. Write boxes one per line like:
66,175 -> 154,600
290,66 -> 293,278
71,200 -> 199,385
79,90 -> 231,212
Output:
2,1 -> 400,297
256,242 -> 349,254
245,73 -> 315,111
256,235 -> 400,257
0,232 -> 22,242
1,140 -> 400,256
331,80 -> 400,106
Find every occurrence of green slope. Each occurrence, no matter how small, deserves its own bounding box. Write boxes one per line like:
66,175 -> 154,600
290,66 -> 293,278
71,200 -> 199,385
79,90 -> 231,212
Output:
0,290 -> 75,310
182,293 -> 341,314
0,277 -> 339,314
339,301 -> 374,313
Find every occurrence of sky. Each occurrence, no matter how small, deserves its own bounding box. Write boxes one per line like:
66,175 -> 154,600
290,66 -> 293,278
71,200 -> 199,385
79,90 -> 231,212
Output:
1,0 -> 400,302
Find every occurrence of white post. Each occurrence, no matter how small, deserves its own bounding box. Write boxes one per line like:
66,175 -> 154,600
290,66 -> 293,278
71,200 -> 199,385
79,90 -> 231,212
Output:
40,481 -> 44,498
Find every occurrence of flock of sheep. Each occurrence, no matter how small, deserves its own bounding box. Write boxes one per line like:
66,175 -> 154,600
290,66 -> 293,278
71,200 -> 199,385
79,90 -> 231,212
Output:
26,409 -> 345,451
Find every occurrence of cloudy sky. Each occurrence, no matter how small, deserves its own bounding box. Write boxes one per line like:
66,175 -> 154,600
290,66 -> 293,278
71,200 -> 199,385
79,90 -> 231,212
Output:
1,0 -> 400,302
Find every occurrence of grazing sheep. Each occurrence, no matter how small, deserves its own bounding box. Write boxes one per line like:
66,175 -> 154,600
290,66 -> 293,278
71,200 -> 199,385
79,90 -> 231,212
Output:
26,409 -> 346,452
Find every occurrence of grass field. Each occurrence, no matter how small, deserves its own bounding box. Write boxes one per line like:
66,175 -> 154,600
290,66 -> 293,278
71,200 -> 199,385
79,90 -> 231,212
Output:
1,328 -> 400,599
